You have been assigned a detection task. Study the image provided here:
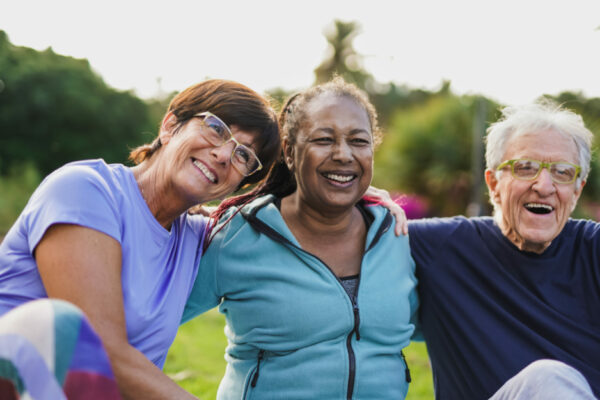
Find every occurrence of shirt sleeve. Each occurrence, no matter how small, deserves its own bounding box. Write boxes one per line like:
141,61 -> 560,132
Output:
407,218 -> 460,269
22,163 -> 123,253
180,212 -> 237,324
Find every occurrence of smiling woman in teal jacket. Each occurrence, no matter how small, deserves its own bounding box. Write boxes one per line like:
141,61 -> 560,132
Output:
183,77 -> 418,399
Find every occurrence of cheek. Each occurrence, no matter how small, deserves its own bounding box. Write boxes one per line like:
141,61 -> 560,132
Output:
559,191 -> 578,214
358,150 -> 374,171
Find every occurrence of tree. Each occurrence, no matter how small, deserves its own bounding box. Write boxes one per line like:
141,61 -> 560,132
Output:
543,91 -> 600,217
373,93 -> 499,217
314,20 -> 373,88
0,31 -> 154,175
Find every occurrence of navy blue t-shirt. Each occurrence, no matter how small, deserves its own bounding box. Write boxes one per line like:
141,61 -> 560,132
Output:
409,216 -> 600,400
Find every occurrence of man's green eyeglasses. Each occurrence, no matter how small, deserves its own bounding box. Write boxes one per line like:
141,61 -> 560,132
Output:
497,159 -> 581,184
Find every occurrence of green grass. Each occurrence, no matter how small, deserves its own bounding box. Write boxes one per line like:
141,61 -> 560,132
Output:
165,308 -> 434,399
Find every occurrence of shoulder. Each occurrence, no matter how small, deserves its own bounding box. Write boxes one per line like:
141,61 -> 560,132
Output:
407,216 -> 496,256
409,216 -> 493,232
409,215 -> 465,237
36,159 -> 128,198
21,160 -> 132,247
562,218 -> 600,242
207,195 -> 278,246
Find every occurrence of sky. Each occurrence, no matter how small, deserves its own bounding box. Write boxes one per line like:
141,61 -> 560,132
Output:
1,0 -> 599,105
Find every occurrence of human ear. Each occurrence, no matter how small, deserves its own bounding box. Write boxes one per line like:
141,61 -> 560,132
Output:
485,169 -> 501,204
159,112 -> 178,145
283,139 -> 294,170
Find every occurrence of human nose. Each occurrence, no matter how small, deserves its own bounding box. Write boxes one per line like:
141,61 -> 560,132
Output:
531,167 -> 556,195
331,140 -> 353,162
211,139 -> 235,165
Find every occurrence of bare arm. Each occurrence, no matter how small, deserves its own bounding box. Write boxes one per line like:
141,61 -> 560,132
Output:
35,224 -> 197,400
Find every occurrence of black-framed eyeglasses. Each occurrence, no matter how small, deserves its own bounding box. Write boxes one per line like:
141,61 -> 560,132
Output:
496,159 -> 581,184
195,112 -> 263,177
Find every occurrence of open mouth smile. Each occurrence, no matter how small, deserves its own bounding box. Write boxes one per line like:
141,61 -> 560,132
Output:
193,159 -> 217,183
524,202 -> 554,215
322,172 -> 357,186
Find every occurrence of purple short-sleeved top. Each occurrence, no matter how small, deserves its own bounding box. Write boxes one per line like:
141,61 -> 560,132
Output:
0,159 -> 207,367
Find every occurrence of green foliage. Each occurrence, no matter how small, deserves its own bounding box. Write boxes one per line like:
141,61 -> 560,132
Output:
0,30 -> 155,176
165,309 -> 434,399
543,92 -> 600,217
0,163 -> 41,235
374,93 -> 499,216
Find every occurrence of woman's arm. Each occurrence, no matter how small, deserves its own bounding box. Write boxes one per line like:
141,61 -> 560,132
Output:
35,224 -> 197,400
364,186 -> 408,236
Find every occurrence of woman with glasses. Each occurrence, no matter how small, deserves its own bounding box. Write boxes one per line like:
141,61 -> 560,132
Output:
0,79 -> 280,399
183,77 -> 418,399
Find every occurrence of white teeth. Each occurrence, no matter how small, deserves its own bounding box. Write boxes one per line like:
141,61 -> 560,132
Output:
193,160 -> 216,183
325,173 -> 354,183
524,203 -> 553,215
525,203 -> 553,211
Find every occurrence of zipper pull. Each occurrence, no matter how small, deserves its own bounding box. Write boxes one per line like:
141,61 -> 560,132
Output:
251,350 -> 265,387
353,304 -> 361,341
401,350 -> 412,383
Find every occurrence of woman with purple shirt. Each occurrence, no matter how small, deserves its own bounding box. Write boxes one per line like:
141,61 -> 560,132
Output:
0,79 -> 280,399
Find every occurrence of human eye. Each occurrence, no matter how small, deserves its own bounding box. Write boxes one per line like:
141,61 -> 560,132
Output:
350,136 -> 372,146
311,136 -> 334,144
233,146 -> 251,163
513,160 -> 538,177
204,116 -> 228,138
552,163 -> 576,179
207,122 -> 225,136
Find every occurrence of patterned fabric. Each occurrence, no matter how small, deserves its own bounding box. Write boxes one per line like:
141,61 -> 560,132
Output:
0,299 -> 121,399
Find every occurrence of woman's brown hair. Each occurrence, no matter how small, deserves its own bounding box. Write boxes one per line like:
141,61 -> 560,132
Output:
129,79 -> 280,187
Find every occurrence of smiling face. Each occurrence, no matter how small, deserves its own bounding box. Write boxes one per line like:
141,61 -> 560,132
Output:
485,129 -> 585,253
285,94 -> 373,213
159,114 -> 257,205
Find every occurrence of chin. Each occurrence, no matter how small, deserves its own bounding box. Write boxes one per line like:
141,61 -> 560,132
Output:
519,233 -> 555,252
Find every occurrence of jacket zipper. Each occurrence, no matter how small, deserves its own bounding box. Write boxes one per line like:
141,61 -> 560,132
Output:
346,300 -> 361,399
250,349 -> 265,388
401,350 -> 412,383
243,201 -> 393,400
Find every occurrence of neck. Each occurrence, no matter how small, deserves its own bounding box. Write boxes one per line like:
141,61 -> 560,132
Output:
495,213 -> 550,254
280,192 -> 359,237
131,161 -> 191,230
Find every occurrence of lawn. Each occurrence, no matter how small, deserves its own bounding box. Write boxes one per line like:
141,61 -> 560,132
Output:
164,308 -> 434,399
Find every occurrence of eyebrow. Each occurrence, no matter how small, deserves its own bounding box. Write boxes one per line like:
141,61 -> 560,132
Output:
230,129 -> 258,149
312,127 -> 371,135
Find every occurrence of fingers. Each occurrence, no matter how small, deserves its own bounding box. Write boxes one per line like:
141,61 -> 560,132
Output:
365,185 -> 407,235
390,203 -> 408,236
366,186 -> 390,201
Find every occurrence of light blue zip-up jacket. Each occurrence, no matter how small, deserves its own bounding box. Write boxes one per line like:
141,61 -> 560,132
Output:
183,195 -> 419,399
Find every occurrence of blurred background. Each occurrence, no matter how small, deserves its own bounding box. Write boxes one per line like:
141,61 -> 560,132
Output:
1,0 -> 600,235
1,1 -> 599,397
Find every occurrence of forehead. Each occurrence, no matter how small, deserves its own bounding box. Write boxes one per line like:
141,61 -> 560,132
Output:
503,129 -> 578,163
303,94 -> 371,131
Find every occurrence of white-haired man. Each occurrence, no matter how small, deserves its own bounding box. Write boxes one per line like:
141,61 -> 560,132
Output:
409,101 -> 599,399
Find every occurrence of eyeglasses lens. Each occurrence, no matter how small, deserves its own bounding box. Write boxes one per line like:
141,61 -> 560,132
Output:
512,160 -> 577,183
201,114 -> 261,176
550,164 -> 577,183
203,115 -> 230,145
